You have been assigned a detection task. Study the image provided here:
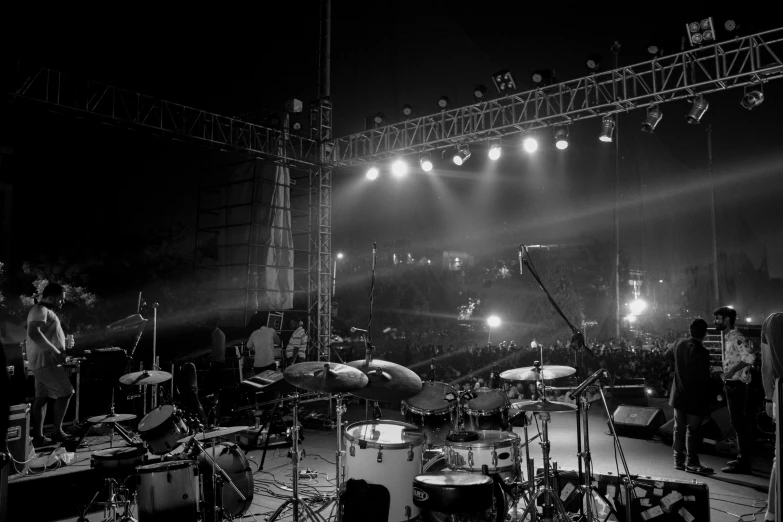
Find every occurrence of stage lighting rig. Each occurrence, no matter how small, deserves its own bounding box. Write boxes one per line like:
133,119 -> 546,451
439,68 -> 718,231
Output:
531,69 -> 556,87
641,106 -> 663,133
491,70 -> 516,93
522,135 -> 538,153
420,153 -> 433,172
365,166 -> 379,180
438,96 -> 451,109
488,141 -> 501,160
686,17 -> 716,46
599,116 -> 615,143
740,89 -> 764,110
452,145 -> 471,166
473,85 -> 487,101
391,158 -> 409,177
586,54 -> 602,71
686,96 -> 709,124
402,104 -> 413,117
554,127 -> 569,150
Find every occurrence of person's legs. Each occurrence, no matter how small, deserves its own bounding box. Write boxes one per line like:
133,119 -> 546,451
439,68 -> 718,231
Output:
766,457 -> 776,520
684,414 -> 704,464
672,408 -> 687,467
31,397 -> 48,440
52,394 -> 73,437
725,381 -> 753,470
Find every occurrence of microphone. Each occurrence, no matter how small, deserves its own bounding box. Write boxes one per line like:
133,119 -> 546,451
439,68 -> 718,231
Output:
430,358 -> 436,382
350,327 -> 368,333
518,244 -> 524,275
568,368 -> 607,400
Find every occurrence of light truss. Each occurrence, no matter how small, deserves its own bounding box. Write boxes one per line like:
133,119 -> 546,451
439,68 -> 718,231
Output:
2,61 -> 319,168
329,27 -> 783,166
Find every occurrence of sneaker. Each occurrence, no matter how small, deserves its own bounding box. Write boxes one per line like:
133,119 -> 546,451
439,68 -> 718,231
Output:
722,460 -> 753,474
32,436 -> 54,447
52,432 -> 75,443
686,463 -> 715,474
674,452 -> 686,471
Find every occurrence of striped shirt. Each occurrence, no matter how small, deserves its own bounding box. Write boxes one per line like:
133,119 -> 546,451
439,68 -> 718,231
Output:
286,326 -> 308,358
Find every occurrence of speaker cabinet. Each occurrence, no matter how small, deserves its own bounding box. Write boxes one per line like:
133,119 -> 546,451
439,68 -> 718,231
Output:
5,404 -> 30,476
609,405 -> 666,438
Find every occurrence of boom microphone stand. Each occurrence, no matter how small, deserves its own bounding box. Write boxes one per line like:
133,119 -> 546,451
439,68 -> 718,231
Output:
363,242 -> 377,421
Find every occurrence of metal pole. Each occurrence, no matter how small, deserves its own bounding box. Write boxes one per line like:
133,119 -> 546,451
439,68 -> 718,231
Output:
332,256 -> 338,297
613,43 -> 621,340
707,125 -> 720,305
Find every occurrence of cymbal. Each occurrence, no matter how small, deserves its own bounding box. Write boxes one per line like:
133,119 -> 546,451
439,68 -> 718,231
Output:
177,426 -> 251,444
510,399 -> 577,413
500,365 -> 576,381
346,359 -> 423,402
119,370 -> 172,386
283,362 -> 369,394
86,413 -> 137,424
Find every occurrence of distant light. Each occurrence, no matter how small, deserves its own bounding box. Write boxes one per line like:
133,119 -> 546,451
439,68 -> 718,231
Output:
647,38 -> 664,57
391,159 -> 408,177
491,70 -> 516,93
420,154 -> 433,172
686,96 -> 709,124
522,136 -> 538,153
438,96 -> 450,109
373,112 -> 385,125
487,315 -> 501,327
659,279 -> 664,283
599,116 -> 615,142
641,106 -> 663,133
727,305 -> 734,309
725,20 -> 737,32
626,314 -> 637,323
554,128 -> 569,150
473,85 -> 488,101
365,167 -> 379,180
740,90 -> 764,110
402,104 -> 413,117
586,54 -> 602,71
746,317 -> 752,323
646,388 -> 653,395
427,260 -> 431,264
629,299 -> 647,315
488,143 -> 502,160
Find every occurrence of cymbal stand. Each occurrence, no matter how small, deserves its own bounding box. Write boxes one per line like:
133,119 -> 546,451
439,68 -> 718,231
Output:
269,392 -> 329,522
597,383 -> 635,521
576,394 -> 620,522
73,389 -> 138,450
77,478 -> 135,522
334,393 -> 346,522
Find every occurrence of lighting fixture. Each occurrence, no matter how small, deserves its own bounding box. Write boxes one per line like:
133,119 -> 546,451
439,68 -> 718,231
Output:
491,70 -> 516,93
522,136 -> 538,153
488,142 -> 501,161
641,106 -> 663,133
402,104 -> 413,117
586,54 -> 602,71
554,128 -> 568,150
487,315 -> 501,327
438,96 -> 450,109
373,112 -> 385,125
629,299 -> 647,315
420,154 -> 433,172
391,159 -> 408,177
647,38 -> 664,57
365,166 -> 379,180
686,96 -> 709,124
740,89 -> 764,110
291,121 -> 302,131
531,69 -> 555,86
452,146 -> 471,166
473,84 -> 487,101
724,19 -> 737,32
686,17 -> 716,46
599,116 -> 615,142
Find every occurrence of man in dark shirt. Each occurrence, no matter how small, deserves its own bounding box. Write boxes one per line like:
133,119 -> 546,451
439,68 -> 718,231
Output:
665,318 -> 714,474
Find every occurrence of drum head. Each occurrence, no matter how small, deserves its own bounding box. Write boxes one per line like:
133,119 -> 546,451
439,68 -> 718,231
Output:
404,382 -> 457,414
344,421 -> 426,449
466,430 -> 518,448
138,404 -> 175,433
137,460 -> 193,473
464,388 -> 507,414
93,446 -> 147,460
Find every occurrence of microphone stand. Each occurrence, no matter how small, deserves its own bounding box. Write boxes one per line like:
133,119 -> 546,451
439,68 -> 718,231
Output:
364,242 -> 377,421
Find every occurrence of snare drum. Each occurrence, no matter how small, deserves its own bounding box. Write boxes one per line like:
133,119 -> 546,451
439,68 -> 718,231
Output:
137,405 -> 189,455
136,460 -> 200,522
401,381 -> 457,447
462,388 -> 509,431
197,442 -> 254,518
445,430 -> 519,480
91,446 -> 147,479
343,421 -> 426,522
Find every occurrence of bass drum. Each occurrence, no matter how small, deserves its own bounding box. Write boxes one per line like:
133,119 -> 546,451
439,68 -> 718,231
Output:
197,442 -> 254,518
421,455 -> 507,522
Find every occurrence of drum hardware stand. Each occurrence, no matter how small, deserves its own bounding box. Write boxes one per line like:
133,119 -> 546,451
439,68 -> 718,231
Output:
77,478 -> 136,522
596,382 -> 635,521
73,389 -> 139,450
268,392 -> 329,522
253,395 -> 289,472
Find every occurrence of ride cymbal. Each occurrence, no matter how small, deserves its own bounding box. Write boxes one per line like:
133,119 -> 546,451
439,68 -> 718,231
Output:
500,365 -> 576,381
86,413 -> 136,424
119,370 -> 172,386
510,399 -> 577,413
283,361 -> 369,394
346,359 -> 423,402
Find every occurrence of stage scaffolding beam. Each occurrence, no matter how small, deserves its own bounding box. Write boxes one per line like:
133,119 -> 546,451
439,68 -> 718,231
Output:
327,27 -> 783,166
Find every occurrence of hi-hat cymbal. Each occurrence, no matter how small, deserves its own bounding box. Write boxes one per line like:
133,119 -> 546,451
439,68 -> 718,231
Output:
346,359 -> 423,402
500,365 -> 576,381
177,426 -> 251,444
86,413 -> 137,424
119,370 -> 172,386
284,362 -> 369,394
510,399 -> 577,413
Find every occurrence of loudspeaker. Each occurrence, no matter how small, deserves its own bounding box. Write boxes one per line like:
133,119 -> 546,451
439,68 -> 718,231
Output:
609,405 -> 666,438
5,404 -> 30,476
609,379 -> 648,407
2,343 -> 26,405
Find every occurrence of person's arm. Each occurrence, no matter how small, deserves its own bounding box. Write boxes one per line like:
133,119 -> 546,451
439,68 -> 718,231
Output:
273,331 -> 281,346
27,321 -> 60,355
246,333 -> 255,350
723,333 -> 756,379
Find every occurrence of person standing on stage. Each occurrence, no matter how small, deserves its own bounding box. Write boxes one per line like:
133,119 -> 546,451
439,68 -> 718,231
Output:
714,306 -> 757,474
27,283 -> 75,446
247,318 -> 281,373
285,317 -> 308,367
761,312 -> 782,522
209,315 -> 226,392
665,318 -> 714,474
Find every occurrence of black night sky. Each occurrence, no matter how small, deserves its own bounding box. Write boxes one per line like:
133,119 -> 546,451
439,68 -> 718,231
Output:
1,3 -> 782,321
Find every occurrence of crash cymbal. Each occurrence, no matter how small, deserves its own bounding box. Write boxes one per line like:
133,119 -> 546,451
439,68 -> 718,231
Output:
283,362 -> 369,394
119,370 -> 172,386
500,365 -> 576,381
346,359 -> 423,402
86,413 -> 137,424
177,426 -> 251,444
510,399 -> 577,413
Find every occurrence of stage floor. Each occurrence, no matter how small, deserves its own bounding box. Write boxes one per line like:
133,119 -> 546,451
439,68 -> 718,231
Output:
19,399 -> 772,522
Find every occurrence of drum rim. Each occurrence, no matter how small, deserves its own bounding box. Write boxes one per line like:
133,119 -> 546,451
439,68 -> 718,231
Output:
137,404 -> 176,432
444,430 -> 519,449
92,446 -> 148,459
403,381 -> 458,414
137,459 -> 196,472
344,420 -> 426,448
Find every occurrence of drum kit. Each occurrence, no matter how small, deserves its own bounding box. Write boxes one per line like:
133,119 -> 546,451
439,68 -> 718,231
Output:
78,369 -> 255,522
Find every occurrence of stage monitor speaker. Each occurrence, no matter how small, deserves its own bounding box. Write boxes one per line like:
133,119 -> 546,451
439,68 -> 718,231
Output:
3,343 -> 26,405
609,405 -> 665,439
610,379 -> 648,407
5,404 -> 30,476
540,467 -> 710,522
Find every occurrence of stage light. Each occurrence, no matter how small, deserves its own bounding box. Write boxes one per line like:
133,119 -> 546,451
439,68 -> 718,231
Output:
391,159 -> 408,177
599,116 -> 615,142
438,96 -> 451,109
337,252 -> 344,259
629,299 -> 647,315
374,112 -> 385,125
740,90 -> 764,110
686,17 -> 716,46
291,121 -> 302,131
488,142 -> 502,161
586,54 -> 602,71
402,104 -> 413,117
647,38 -> 664,57
641,106 -> 663,133
686,96 -> 709,124
531,69 -> 556,86
420,154 -> 433,172
452,146 -> 471,166
626,314 -> 637,323
522,136 -> 538,153
554,128 -> 569,150
365,166 -> 379,180
492,70 -> 516,93
474,85 -> 487,101
487,315 -> 501,327
725,19 -> 737,32
746,317 -> 752,323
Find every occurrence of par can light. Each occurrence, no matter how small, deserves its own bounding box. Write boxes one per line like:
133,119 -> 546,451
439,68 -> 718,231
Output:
599,116 -> 615,143
641,106 -> 663,133
686,96 -> 709,124
740,90 -> 764,110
